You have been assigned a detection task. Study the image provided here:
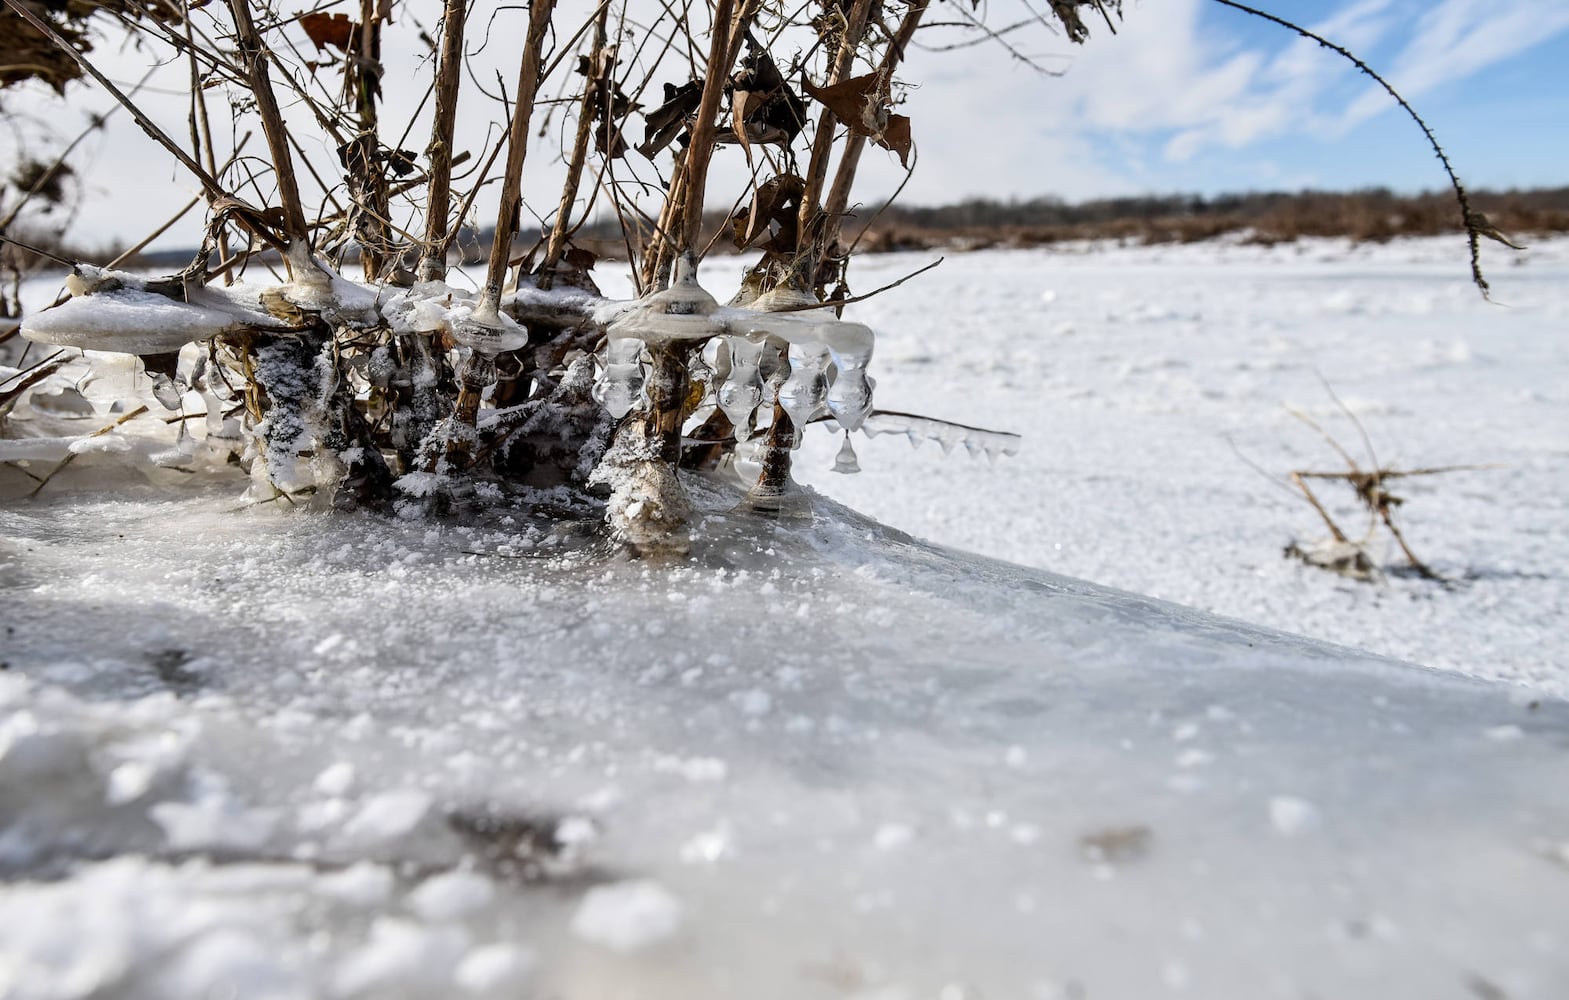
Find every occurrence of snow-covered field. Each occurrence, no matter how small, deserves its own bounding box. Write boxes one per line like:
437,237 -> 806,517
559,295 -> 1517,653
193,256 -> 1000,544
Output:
2,236 -> 1568,999
791,236 -> 1569,696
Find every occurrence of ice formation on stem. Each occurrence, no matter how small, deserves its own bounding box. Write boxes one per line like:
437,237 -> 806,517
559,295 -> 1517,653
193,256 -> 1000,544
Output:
15,248 -> 1012,548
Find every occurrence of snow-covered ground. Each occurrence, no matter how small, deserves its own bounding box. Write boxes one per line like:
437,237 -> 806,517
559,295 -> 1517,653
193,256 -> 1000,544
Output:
789,236 -> 1569,696
2,235 -> 1568,999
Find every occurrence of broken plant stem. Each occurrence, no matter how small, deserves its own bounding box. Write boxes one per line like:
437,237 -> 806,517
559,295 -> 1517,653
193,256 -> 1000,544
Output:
1290,471 -> 1349,544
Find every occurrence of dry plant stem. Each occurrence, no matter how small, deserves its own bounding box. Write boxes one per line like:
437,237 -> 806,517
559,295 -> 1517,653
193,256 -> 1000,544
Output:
680,0 -> 756,252
1289,471 -> 1349,544
482,0 -> 558,315
418,0 -> 470,282
796,0 -> 878,258
225,0 -> 312,259
28,405 -> 149,498
753,404 -> 794,499
1209,0 -> 1490,297
185,12 -> 234,283
540,0 -> 612,288
646,343 -> 688,463
0,0 -> 227,201
1378,508 -> 1439,581
822,0 -> 928,251
643,0 -> 745,287
348,0 -> 391,281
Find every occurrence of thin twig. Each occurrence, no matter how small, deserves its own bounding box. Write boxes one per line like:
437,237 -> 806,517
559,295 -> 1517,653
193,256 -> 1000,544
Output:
1209,0 -> 1495,298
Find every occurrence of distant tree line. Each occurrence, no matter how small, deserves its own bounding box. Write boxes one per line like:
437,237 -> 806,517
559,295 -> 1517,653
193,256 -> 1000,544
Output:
843,186 -> 1569,252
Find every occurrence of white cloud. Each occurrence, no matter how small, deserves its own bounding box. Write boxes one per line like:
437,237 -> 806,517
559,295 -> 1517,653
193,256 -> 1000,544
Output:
1340,0 -> 1569,127
15,0 -> 1569,247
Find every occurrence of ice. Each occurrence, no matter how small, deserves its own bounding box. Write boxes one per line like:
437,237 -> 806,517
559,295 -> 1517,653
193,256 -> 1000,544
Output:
2,473 -> 1567,997
570,879 -> 687,953
4,237 -> 1569,999
406,870 -> 495,920
862,411 -> 1022,459
1268,796 -> 1322,836
22,287 -> 243,355
776,340 -> 831,437
605,253 -> 721,344
832,431 -> 862,474
826,347 -> 875,431
453,943 -> 532,992
591,337 -> 646,419
339,789 -> 432,844
716,335 -> 765,431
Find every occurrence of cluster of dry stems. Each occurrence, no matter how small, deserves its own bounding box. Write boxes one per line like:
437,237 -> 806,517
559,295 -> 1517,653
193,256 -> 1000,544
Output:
1,0 -> 1118,551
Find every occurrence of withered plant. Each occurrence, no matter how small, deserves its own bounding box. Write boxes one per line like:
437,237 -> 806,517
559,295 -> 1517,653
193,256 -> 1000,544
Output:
1278,382 -> 1496,583
0,0 -> 1503,556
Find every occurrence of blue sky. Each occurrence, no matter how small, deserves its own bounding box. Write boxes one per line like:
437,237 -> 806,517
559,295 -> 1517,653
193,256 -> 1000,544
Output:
863,0 -> 1569,206
12,0 -> 1569,248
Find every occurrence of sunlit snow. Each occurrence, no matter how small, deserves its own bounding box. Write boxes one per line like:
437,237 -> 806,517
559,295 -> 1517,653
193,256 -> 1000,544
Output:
2,235 -> 1567,999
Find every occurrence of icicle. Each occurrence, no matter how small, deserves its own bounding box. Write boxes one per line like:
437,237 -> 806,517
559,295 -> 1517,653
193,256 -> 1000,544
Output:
935,423 -> 963,455
776,340 -> 831,439
863,411 -> 1021,459
592,338 -> 646,419
733,432 -> 766,486
826,349 -> 873,431
717,335 -> 764,431
831,431 -> 860,474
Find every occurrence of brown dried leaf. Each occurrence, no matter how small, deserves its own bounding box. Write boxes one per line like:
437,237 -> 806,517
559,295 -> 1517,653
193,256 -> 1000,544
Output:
638,80 -> 704,159
299,12 -> 357,53
730,88 -> 763,156
875,114 -> 912,168
729,174 -> 804,251
801,72 -> 882,137
563,246 -> 597,272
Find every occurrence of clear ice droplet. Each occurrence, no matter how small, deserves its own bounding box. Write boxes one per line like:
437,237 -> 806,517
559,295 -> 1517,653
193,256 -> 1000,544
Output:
831,432 -> 861,474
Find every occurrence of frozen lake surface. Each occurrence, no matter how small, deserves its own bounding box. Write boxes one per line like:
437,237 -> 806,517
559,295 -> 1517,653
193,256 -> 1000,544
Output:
2,236 -> 1567,998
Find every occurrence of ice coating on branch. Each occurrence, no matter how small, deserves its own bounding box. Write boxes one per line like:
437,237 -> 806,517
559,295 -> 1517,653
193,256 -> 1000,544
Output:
21,268 -> 287,355
717,336 -> 765,432
445,304 -> 528,355
826,344 -> 874,432
382,283 -> 528,354
777,340 -> 831,435
277,252 -> 382,327
863,411 -> 1021,460
24,288 -> 231,355
592,338 -> 646,419
605,254 -> 720,344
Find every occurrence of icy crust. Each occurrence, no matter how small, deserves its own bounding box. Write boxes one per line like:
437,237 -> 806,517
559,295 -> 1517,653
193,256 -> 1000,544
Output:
1,478 -> 1567,1000
0,351 -> 243,484
19,266 -> 298,355
24,287 -> 254,355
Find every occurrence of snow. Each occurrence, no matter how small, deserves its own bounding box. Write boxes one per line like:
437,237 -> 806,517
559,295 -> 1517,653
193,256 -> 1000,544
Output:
570,879 -> 687,953
1,235 -> 1568,999
787,235 -> 1569,697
